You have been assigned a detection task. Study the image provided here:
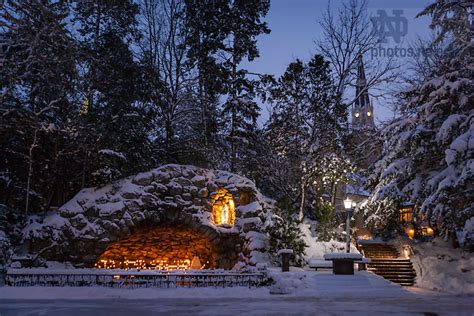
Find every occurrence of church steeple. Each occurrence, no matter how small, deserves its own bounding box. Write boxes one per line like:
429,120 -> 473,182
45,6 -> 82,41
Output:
352,53 -> 375,128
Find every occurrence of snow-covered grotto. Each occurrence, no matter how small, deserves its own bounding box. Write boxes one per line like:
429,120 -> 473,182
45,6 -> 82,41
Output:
20,164 -> 276,270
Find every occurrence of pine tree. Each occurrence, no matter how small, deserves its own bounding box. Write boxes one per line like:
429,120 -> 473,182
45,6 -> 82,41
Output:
312,200 -> 340,241
73,0 -> 153,185
221,0 -> 270,173
266,198 -> 307,266
180,0 -> 270,172
367,0 -> 473,238
0,0 -> 78,212
183,0 -> 228,167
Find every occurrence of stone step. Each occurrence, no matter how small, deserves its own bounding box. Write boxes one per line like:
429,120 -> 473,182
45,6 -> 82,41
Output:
370,268 -> 415,271
369,266 -> 414,270
364,249 -> 398,251
364,250 -> 398,252
375,276 -> 416,281
371,271 -> 416,276
367,256 -> 399,259
370,259 -> 412,263
368,266 -> 414,270
368,268 -> 415,273
359,243 -> 416,287
369,262 -> 413,266
363,248 -> 398,251
372,272 -> 416,280
378,274 -> 416,279
370,259 -> 411,265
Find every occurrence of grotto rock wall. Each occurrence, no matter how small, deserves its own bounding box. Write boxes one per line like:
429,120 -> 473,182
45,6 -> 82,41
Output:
21,164 -> 276,269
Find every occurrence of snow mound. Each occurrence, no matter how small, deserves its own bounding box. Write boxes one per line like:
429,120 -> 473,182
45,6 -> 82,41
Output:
268,270 -> 306,295
411,238 -> 474,294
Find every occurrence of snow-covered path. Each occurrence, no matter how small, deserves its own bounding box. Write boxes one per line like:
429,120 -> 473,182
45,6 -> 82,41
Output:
1,295 -> 473,316
0,271 -> 472,315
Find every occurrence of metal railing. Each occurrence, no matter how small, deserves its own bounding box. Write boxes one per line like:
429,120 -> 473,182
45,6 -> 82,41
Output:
6,269 -> 267,288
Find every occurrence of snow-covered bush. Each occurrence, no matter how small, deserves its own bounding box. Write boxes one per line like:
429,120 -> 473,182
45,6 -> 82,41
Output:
0,230 -> 11,270
266,205 -> 307,266
0,204 -> 25,271
91,149 -> 128,186
311,200 -> 339,241
460,217 -> 474,250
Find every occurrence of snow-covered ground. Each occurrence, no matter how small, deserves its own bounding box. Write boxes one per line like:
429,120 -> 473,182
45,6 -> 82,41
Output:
0,270 -> 472,315
411,238 -> 474,295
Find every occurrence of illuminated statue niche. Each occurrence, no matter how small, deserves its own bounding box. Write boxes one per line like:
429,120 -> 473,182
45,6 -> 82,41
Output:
211,188 -> 236,225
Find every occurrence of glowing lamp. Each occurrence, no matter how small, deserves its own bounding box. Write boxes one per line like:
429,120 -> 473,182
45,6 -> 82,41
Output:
343,198 -> 353,210
367,111 -> 372,117
354,112 -> 360,118
403,248 -> 410,258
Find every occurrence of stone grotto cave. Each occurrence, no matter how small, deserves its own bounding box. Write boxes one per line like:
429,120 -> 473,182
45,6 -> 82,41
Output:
21,165 -> 275,270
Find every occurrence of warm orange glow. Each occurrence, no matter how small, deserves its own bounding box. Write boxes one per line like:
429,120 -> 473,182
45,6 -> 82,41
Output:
190,256 -> 202,269
399,207 -> 413,222
211,188 -> 236,225
95,258 -> 192,270
95,225 -> 216,270
407,228 -> 415,238
420,226 -> 434,236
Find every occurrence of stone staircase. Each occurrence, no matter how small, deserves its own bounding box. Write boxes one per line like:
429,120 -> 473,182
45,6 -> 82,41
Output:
360,243 -> 416,286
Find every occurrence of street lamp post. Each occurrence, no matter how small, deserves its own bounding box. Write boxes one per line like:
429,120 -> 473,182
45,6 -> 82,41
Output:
343,198 -> 354,253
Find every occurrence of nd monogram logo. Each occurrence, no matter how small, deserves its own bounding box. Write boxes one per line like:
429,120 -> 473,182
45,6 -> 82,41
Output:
371,10 -> 408,44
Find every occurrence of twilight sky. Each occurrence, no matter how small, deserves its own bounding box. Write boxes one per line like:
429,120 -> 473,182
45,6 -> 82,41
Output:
244,0 -> 434,125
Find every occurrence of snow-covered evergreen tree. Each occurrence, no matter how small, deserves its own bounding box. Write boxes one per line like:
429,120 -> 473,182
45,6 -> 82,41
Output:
183,0 -> 228,167
266,199 -> 307,265
0,0 -> 78,212
367,0 -> 473,239
74,0 -> 154,185
219,0 -> 270,173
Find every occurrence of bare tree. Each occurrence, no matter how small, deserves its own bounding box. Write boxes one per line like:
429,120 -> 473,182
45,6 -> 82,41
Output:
141,0 -> 163,71
139,0 -> 196,156
316,0 -> 400,109
405,35 -> 447,86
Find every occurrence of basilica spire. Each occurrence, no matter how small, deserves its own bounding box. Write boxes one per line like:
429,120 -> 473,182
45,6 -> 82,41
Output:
352,53 -> 375,128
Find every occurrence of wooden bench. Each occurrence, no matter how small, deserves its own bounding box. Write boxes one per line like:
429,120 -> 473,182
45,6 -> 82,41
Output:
308,259 -> 333,271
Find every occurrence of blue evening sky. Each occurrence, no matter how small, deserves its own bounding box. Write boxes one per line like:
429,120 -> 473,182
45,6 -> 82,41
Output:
244,0 -> 434,125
